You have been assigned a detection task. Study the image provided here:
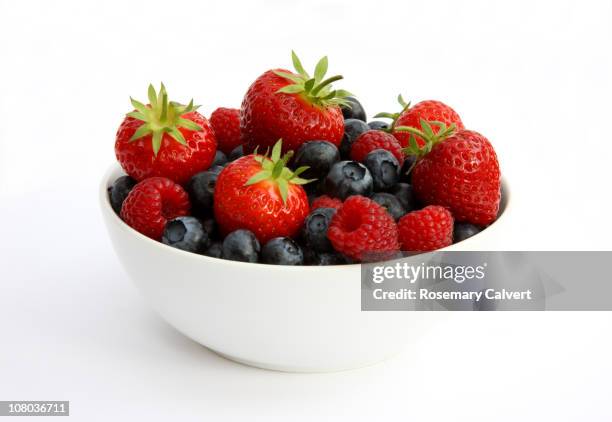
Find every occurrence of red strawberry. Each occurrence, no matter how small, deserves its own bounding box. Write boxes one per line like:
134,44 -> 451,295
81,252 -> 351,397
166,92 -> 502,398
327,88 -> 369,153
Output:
240,51 -> 350,154
350,130 -> 405,165
398,206 -> 453,252
391,100 -> 464,148
120,177 -> 190,240
209,107 -> 241,154
327,195 -> 399,262
311,195 -> 343,211
214,140 -> 311,243
404,122 -> 501,226
115,84 -> 217,184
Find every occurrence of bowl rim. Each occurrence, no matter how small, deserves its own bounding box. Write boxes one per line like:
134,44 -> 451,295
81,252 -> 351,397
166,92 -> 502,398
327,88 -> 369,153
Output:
100,163 -> 511,270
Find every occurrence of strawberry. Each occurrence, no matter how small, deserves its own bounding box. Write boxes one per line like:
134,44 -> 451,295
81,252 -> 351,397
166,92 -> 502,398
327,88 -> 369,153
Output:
398,206 -> 453,252
350,130 -> 405,165
402,121 -> 501,226
120,177 -> 191,240
209,107 -> 241,154
213,140 -> 311,243
240,51 -> 350,155
115,84 -> 217,185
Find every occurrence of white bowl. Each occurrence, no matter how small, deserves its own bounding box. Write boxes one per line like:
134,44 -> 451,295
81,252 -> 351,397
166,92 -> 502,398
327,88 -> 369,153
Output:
100,164 -> 511,372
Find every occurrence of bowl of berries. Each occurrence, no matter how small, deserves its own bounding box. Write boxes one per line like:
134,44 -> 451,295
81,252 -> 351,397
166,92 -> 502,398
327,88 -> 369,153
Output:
101,52 -> 509,372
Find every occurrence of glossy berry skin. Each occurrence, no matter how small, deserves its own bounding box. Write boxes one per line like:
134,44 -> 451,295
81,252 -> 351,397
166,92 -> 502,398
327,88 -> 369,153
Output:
391,183 -> 418,213
412,130 -> 501,225
108,175 -> 136,214
222,229 -> 260,263
311,195 -> 342,211
339,119 -> 370,159
162,216 -> 210,253
120,177 -> 190,240
327,195 -> 399,262
240,69 -> 344,154
214,155 -> 310,243
186,170 -> 219,217
115,111 -> 216,184
324,161 -> 373,200
228,145 -> 244,161
364,149 -> 401,192
261,237 -> 304,265
209,107 -> 241,154
212,150 -> 228,167
368,121 -> 389,131
398,205 -> 454,252
203,241 -> 223,258
350,130 -> 405,165
294,141 -> 340,181
371,192 -> 406,221
454,222 -> 482,243
340,96 -> 366,121
302,207 -> 336,253
393,100 -> 464,147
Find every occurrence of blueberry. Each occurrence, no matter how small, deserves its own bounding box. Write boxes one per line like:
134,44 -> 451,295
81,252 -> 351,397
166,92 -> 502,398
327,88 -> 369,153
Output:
228,145 -> 244,161
222,229 -> 260,262
390,183 -> 418,213
294,141 -> 340,181
324,160 -> 373,200
339,119 -> 369,159
186,170 -> 219,217
454,223 -> 482,243
203,241 -> 223,258
368,121 -> 389,131
305,250 -> 348,266
212,150 -> 228,167
371,192 -> 406,221
108,175 -> 136,214
302,207 -> 336,253
340,96 -> 366,121
261,237 -> 304,265
162,217 -> 210,253
363,149 -> 400,191
209,165 -> 225,175
201,218 -> 218,240
399,154 -> 417,184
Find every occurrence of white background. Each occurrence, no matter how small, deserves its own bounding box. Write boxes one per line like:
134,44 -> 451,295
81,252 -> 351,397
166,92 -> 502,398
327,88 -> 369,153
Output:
1,0 -> 611,420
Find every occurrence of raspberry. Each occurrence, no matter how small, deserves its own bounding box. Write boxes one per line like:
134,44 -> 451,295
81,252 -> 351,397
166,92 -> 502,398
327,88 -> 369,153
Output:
311,195 -> 342,211
350,130 -> 405,165
120,177 -> 190,240
327,195 -> 399,262
210,107 -> 241,154
397,206 -> 453,252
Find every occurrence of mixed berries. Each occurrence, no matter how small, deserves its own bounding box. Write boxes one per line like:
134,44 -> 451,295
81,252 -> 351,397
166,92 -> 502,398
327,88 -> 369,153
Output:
109,52 -> 502,265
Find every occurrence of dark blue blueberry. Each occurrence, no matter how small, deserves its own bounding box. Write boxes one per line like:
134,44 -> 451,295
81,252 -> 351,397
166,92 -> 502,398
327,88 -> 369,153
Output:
368,121 -> 389,131
399,154 -> 417,184
162,217 -> 210,253
304,250 -> 348,266
339,119 -> 369,159
212,150 -> 228,167
324,160 -> 373,200
186,170 -> 219,217
363,149 -> 400,191
294,141 -> 340,181
209,165 -> 225,175
222,229 -> 260,262
302,207 -> 336,253
390,183 -> 418,213
228,145 -> 244,161
340,96 -> 366,121
203,241 -> 223,258
454,223 -> 483,243
261,237 -> 304,265
371,192 -> 406,221
108,175 -> 136,214
201,218 -> 218,240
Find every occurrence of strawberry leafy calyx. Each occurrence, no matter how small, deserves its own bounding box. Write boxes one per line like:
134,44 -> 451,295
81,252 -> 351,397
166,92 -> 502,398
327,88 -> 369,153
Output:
396,118 -> 457,158
127,83 -> 203,156
373,94 -> 411,133
245,139 -> 315,204
273,51 -> 353,108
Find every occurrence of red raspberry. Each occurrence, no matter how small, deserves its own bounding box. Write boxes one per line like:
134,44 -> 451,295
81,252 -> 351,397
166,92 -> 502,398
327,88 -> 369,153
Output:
311,195 -> 342,211
327,195 -> 399,262
350,130 -> 405,165
397,206 -> 453,252
210,107 -> 241,154
120,177 -> 190,240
